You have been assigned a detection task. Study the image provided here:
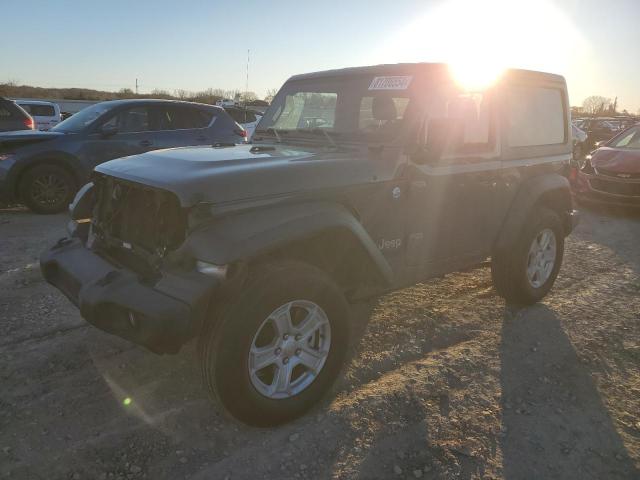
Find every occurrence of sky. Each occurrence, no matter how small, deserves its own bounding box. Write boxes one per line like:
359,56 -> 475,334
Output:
1,0 -> 639,111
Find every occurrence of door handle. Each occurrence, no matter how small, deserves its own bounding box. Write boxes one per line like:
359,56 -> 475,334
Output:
196,135 -> 207,141
139,140 -> 152,147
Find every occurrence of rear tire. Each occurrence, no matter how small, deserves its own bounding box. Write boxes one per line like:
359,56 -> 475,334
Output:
198,261 -> 349,426
492,207 -> 564,305
19,164 -> 75,214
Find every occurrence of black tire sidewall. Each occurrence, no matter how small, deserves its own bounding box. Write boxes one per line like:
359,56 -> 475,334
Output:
203,262 -> 349,426
512,208 -> 565,303
20,164 -> 75,214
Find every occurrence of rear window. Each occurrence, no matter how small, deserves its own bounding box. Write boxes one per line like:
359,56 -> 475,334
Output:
19,104 -> 56,117
506,86 -> 566,147
0,100 -> 26,119
154,106 -> 213,130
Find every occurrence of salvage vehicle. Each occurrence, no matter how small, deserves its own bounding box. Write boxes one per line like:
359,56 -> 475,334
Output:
0,99 -> 246,213
572,124 -> 640,208
41,63 -> 578,426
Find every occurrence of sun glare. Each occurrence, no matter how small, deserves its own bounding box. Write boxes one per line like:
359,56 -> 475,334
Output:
372,0 -> 587,91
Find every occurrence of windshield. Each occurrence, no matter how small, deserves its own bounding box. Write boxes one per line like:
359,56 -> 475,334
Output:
52,103 -> 112,133
256,75 -> 419,143
609,125 -> 640,149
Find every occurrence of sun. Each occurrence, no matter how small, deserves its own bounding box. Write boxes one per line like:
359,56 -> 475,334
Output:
371,0 -> 586,91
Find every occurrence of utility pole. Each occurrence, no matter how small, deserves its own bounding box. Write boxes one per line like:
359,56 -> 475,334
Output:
245,49 -> 250,106
135,78 -> 139,95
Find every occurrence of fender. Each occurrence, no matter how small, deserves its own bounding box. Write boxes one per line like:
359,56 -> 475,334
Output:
494,173 -> 573,252
176,201 -> 394,286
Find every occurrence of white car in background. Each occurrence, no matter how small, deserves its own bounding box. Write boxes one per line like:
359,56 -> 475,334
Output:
14,100 -> 62,131
223,107 -> 262,139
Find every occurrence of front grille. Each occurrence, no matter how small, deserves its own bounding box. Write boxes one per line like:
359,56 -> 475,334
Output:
589,177 -> 640,197
93,176 -> 186,257
596,168 -> 640,180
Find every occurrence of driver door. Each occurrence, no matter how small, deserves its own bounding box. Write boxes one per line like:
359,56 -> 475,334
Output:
405,88 -> 501,272
84,106 -> 156,168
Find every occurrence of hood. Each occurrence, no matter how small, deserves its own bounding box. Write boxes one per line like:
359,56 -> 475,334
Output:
591,147 -> 640,174
0,130 -> 65,149
95,144 -> 377,207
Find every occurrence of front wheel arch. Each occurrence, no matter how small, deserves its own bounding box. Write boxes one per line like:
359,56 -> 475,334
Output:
15,158 -> 80,201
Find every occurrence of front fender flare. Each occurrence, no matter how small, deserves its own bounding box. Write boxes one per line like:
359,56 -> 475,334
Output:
178,202 -> 394,286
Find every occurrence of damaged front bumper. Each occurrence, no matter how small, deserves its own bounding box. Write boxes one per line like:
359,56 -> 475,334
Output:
40,237 -> 219,354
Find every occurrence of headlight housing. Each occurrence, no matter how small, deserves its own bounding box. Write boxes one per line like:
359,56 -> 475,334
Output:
0,153 -> 15,162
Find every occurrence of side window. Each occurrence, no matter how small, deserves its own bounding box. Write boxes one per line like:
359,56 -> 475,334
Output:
507,86 -> 565,147
358,96 -> 410,131
428,92 -> 494,157
103,107 -> 150,133
0,107 -> 12,118
194,109 -> 215,128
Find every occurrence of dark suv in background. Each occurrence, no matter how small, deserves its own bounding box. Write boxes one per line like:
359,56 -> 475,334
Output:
0,97 -> 34,132
0,99 -> 246,213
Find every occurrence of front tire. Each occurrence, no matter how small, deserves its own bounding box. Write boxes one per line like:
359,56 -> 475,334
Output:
199,261 -> 349,426
19,164 -> 75,214
492,207 -> 564,305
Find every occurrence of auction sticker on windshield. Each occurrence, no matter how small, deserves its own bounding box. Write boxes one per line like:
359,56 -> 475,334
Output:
369,76 -> 413,90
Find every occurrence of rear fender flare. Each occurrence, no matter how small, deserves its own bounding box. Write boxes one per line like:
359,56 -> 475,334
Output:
494,173 -> 572,251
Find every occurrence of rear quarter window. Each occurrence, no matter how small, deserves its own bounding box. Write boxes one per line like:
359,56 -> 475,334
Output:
19,104 -> 56,116
506,86 -> 565,147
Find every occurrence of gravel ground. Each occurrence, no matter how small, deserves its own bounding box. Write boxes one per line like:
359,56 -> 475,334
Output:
0,205 -> 639,480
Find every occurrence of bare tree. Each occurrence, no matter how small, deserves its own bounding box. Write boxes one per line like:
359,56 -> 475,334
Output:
582,96 -> 612,116
264,88 -> 278,103
174,89 -> 189,99
240,91 -> 258,102
117,88 -> 134,98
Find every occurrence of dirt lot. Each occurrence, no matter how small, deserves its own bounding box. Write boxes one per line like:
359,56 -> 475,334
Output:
1,205 -> 639,480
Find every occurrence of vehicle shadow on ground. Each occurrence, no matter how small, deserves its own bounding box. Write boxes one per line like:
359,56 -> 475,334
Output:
577,204 -> 640,274
500,304 -> 639,480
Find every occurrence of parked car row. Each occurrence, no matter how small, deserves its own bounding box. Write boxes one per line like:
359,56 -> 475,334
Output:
573,116 -> 639,150
571,123 -> 640,208
0,99 -> 248,212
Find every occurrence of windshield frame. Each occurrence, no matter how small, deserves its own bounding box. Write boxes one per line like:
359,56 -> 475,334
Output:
255,74 -> 422,146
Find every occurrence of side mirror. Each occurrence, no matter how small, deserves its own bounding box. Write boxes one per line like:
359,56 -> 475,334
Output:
99,124 -> 118,137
